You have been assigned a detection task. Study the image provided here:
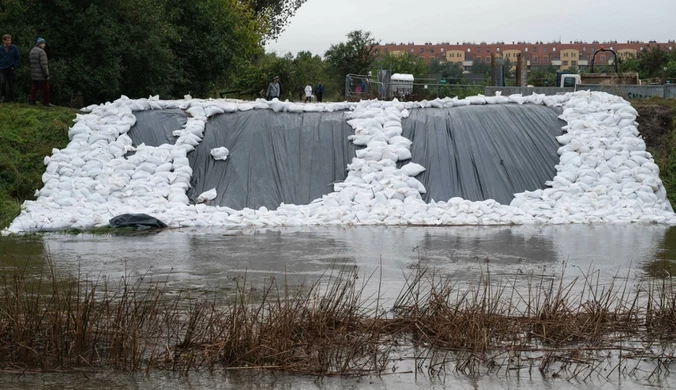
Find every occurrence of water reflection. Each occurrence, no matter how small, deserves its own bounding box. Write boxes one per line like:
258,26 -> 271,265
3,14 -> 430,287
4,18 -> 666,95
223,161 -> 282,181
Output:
0,236 -> 46,277
644,226 -> 676,278
0,366 -> 671,389
0,224 -> 670,300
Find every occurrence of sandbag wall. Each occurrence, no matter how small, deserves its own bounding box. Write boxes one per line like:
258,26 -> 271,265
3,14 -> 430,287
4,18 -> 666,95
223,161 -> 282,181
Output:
8,92 -> 675,234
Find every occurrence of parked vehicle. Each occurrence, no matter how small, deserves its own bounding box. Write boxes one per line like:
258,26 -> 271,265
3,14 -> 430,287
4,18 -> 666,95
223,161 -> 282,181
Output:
556,72 -> 581,88
390,73 -> 414,99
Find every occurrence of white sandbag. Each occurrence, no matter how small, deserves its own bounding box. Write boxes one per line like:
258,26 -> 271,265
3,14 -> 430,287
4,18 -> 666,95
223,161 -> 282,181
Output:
204,105 -> 225,117
238,103 -> 255,111
269,100 -> 285,112
400,163 -> 426,177
211,147 -> 230,161
167,192 -> 190,204
187,105 -> 207,119
172,157 -> 190,167
390,145 -> 412,161
288,104 -> 304,113
197,188 -> 217,203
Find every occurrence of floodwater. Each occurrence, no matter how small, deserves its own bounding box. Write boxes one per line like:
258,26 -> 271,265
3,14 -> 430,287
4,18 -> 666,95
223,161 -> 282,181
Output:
1,224 -> 676,389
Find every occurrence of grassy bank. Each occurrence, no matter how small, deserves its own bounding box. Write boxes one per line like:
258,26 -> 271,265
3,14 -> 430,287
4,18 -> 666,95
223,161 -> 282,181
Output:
0,104 -> 76,229
1,259 -> 676,380
634,98 -> 676,208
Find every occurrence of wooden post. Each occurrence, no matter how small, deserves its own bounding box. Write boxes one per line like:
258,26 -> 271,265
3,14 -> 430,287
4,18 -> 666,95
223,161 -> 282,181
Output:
515,54 -> 521,87
515,53 -> 527,87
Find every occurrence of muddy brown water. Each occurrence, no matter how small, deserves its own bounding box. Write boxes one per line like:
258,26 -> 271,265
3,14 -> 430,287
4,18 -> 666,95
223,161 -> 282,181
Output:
1,224 -> 676,389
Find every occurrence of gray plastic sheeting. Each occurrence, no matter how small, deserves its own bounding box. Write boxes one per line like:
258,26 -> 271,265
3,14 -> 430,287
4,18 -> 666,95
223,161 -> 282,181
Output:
401,105 -> 565,205
127,109 -> 187,147
187,110 -> 358,210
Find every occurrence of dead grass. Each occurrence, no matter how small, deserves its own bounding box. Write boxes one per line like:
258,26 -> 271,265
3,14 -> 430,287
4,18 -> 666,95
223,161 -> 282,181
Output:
1,256 -> 676,381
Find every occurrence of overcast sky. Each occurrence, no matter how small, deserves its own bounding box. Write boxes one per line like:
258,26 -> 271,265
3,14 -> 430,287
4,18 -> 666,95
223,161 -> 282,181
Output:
265,0 -> 675,56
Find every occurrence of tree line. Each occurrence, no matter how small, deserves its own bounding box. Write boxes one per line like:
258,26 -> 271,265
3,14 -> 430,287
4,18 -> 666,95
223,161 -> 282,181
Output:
0,2 -> 494,106
617,46 -> 676,81
233,30 -> 492,102
0,0 -> 306,106
10,0 -> 588,108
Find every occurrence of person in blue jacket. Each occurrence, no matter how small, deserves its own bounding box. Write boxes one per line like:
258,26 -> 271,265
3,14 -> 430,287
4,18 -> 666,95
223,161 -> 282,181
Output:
0,34 -> 20,102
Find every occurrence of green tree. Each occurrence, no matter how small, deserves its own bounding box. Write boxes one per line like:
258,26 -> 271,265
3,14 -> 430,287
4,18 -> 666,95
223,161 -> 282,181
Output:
0,0 -> 265,105
229,52 -> 291,99
378,52 -> 428,79
637,46 -> 671,79
617,54 -> 641,74
527,65 -> 558,86
428,59 -> 464,84
324,30 -> 379,94
248,0 -> 308,40
289,51 -> 329,101
164,0 -> 261,97
502,57 -> 514,81
470,58 -> 490,75
667,58 -> 676,80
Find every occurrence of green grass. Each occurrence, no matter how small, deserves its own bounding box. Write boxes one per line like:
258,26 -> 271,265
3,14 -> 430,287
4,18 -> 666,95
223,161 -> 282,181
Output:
0,103 -> 77,229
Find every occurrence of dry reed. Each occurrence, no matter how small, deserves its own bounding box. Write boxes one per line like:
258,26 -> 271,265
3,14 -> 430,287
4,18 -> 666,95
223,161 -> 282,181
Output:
1,255 -> 676,381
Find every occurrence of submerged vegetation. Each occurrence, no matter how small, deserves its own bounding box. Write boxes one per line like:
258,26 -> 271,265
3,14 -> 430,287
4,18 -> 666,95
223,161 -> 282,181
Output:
1,256 -> 676,382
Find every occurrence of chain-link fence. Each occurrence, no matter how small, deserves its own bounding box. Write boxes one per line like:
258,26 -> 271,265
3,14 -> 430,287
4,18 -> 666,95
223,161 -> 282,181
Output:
344,74 -> 382,101
345,74 -> 486,101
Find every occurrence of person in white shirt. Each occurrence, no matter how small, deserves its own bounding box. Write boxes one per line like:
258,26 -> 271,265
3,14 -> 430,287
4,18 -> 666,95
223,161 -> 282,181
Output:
304,84 -> 312,103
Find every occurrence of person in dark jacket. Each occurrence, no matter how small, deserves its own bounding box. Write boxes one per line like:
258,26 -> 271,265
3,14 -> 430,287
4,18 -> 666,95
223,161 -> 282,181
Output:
0,34 -> 20,102
315,82 -> 325,103
29,38 -> 51,106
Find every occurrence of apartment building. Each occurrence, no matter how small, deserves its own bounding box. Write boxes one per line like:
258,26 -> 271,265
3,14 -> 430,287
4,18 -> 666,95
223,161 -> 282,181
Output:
375,40 -> 675,71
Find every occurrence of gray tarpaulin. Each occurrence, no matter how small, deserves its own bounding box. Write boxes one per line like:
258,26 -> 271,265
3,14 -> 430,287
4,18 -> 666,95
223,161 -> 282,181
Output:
128,109 -> 187,147
401,105 -> 564,205
187,110 -> 358,210
124,105 -> 564,210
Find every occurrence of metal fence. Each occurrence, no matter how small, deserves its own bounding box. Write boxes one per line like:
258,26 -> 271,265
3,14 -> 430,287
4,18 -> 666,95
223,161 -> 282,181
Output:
345,74 -> 486,101
345,74 -> 381,101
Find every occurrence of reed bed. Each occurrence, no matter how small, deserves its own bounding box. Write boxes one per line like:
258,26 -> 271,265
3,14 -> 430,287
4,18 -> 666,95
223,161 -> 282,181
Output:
1,256 -> 676,382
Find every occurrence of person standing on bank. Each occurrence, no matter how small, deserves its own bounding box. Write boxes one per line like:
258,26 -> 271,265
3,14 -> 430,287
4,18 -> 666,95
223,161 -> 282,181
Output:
266,75 -> 280,100
314,82 -> 324,103
304,83 -> 312,103
0,34 -> 20,102
29,38 -> 51,106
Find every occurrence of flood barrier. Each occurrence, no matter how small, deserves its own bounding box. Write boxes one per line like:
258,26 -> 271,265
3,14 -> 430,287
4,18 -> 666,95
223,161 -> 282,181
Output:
129,105 -> 564,209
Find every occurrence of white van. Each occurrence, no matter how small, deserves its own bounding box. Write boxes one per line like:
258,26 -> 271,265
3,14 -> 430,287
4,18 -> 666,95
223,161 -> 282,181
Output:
390,73 -> 414,98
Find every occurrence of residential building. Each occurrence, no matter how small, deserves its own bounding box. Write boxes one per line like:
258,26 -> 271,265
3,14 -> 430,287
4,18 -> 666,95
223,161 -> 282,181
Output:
374,40 -> 675,71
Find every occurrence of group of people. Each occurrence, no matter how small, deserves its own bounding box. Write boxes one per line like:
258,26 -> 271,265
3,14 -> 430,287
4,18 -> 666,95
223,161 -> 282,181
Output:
347,77 -> 368,97
0,34 -> 52,106
302,82 -> 324,103
265,76 -> 325,103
